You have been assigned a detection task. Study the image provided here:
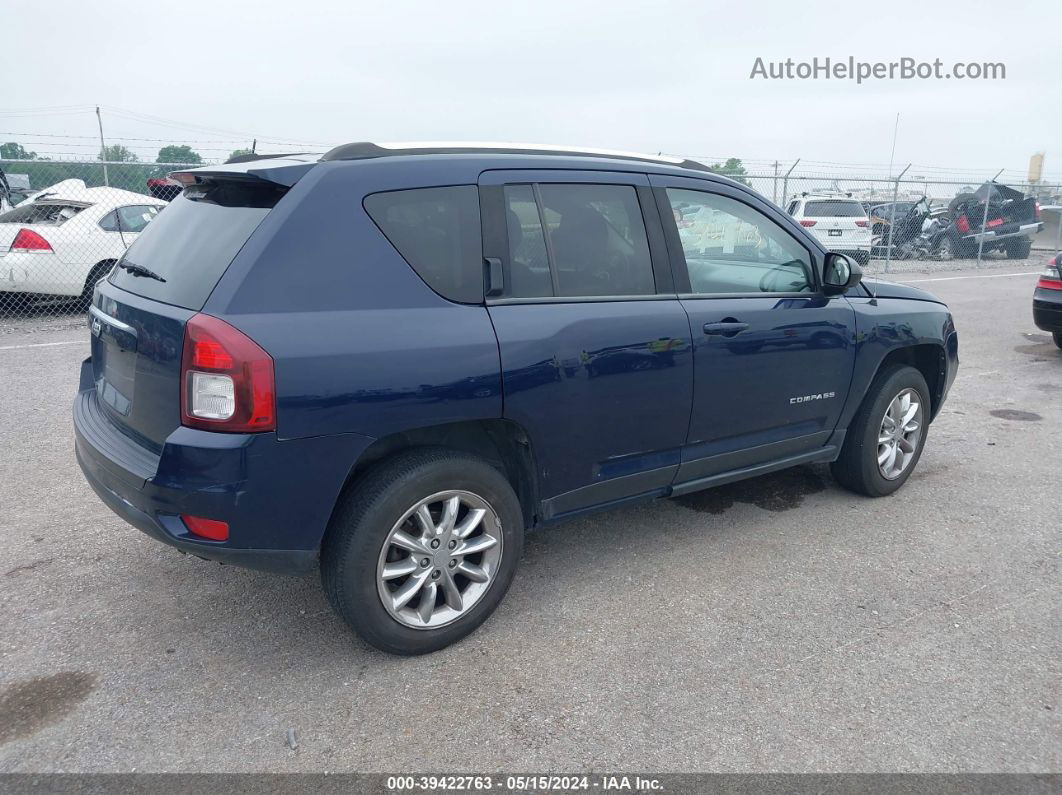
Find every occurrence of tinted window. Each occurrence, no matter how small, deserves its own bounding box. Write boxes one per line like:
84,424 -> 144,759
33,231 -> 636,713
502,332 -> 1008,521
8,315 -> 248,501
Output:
803,200 -> 865,218
503,185 -> 552,297
98,210 -> 119,232
364,186 -> 482,304
505,183 -> 654,298
109,183 -> 280,310
667,188 -> 813,294
117,205 -> 161,233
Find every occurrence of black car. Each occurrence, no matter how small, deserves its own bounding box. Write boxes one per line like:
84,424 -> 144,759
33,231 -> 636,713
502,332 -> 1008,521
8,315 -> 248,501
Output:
1033,253 -> 1062,348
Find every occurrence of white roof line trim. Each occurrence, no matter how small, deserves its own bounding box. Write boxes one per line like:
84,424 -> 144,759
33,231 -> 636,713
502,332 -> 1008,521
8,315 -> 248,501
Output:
374,141 -> 687,165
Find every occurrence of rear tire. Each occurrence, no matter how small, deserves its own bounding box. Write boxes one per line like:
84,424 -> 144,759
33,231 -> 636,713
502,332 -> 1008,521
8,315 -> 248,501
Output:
321,448 -> 524,655
1053,332 -> 1062,350
78,261 -> 114,309
1005,239 -> 1032,259
831,365 -> 930,497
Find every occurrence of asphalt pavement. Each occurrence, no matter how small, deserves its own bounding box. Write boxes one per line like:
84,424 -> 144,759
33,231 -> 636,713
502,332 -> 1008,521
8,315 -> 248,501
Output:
0,261 -> 1058,773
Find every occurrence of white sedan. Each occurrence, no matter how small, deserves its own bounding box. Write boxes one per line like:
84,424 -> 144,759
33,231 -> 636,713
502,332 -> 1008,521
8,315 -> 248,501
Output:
0,179 -> 165,305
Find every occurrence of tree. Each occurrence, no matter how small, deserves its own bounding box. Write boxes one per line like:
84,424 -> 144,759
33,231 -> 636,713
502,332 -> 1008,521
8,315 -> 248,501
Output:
707,157 -> 750,187
100,144 -> 138,162
0,142 -> 37,160
156,145 -> 202,164
227,148 -> 254,161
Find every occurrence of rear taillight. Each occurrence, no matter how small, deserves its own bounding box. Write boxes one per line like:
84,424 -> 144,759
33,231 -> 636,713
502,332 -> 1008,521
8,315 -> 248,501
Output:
10,228 -> 52,252
986,218 -> 1003,229
180,313 -> 275,433
1035,201 -> 1041,221
854,220 -> 868,227
1037,261 -> 1062,290
955,214 -> 970,234
800,220 -> 817,227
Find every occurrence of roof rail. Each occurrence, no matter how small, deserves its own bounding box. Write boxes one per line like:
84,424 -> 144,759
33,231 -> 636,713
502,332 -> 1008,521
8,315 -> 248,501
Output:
319,141 -> 711,172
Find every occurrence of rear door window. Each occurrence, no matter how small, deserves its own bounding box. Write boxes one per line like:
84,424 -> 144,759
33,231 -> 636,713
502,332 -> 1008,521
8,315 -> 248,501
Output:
503,183 -> 655,298
803,200 -> 865,217
364,186 -> 482,304
109,182 -> 282,310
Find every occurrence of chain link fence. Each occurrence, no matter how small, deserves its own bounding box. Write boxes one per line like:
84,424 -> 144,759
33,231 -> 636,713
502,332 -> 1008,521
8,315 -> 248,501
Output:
2,154 -> 1060,319
0,158 -> 197,319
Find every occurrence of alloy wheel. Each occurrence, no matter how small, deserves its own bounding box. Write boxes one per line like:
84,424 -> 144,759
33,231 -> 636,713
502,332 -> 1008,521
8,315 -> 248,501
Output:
376,490 -> 503,629
877,388 -> 923,480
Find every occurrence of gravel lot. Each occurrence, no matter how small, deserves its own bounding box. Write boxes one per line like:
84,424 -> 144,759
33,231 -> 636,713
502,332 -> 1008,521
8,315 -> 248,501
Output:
0,261 -> 1058,773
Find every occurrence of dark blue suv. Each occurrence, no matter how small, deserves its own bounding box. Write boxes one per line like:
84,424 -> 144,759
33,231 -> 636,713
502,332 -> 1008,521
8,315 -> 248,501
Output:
74,143 -> 958,654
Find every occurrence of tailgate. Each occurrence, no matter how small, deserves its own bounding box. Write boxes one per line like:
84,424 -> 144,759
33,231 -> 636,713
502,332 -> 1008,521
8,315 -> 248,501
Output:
89,283 -> 194,450
88,165 -> 299,449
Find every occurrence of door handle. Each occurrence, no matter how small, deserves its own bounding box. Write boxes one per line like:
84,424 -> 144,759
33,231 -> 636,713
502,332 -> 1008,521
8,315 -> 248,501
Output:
703,321 -> 749,337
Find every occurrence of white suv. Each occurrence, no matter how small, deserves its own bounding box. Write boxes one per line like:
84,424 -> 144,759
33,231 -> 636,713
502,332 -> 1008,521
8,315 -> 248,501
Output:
786,194 -> 871,264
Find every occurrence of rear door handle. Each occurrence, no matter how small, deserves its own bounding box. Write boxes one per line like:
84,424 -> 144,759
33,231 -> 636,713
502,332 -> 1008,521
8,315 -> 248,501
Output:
703,321 -> 749,337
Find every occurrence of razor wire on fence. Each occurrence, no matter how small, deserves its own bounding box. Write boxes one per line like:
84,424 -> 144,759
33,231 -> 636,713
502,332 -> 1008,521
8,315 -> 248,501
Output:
1,155 -> 1060,319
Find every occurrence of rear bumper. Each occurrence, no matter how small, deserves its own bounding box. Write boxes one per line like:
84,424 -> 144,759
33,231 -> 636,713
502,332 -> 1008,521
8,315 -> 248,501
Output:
73,358 -> 374,574
1033,289 -> 1062,333
963,222 -> 1041,245
0,251 -> 85,296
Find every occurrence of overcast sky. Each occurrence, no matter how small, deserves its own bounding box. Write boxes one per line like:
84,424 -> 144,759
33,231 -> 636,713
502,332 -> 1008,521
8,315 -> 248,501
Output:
3,0 -> 1058,178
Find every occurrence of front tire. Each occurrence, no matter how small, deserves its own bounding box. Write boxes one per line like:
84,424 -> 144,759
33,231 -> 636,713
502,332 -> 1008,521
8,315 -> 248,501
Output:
321,448 -> 524,655
1054,332 -> 1062,350
831,365 -> 930,497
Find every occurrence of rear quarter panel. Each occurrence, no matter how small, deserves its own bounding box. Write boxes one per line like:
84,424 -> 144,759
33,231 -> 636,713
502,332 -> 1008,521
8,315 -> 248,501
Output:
204,159 -> 503,442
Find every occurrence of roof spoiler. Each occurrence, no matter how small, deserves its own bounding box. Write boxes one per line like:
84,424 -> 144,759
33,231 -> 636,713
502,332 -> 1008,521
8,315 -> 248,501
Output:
170,156 -> 317,189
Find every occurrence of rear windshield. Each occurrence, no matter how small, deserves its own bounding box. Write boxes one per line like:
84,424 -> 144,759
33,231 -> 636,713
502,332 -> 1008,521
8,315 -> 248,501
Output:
803,200 -> 865,218
109,180 -> 284,309
0,202 -> 85,225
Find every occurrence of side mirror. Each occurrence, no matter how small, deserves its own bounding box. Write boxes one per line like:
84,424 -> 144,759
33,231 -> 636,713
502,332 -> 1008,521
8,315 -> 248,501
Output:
822,253 -> 863,295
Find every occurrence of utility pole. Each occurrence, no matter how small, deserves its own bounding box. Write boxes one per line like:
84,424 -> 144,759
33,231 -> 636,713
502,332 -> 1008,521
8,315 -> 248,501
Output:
772,160 -> 779,204
95,106 -> 109,186
252,138 -> 257,153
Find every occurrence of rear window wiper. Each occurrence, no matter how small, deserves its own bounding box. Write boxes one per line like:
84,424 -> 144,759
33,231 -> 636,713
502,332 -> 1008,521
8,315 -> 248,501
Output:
117,261 -> 167,282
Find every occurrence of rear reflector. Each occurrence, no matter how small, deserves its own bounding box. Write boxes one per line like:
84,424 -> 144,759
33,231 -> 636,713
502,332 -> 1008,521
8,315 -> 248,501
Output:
181,515 -> 229,541
799,220 -> 817,227
181,314 -> 275,432
11,228 -> 52,252
986,218 -> 1003,229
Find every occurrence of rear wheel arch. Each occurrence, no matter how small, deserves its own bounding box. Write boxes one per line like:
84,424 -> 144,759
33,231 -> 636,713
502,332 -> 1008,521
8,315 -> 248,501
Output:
80,259 -> 116,305
330,419 -> 539,539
